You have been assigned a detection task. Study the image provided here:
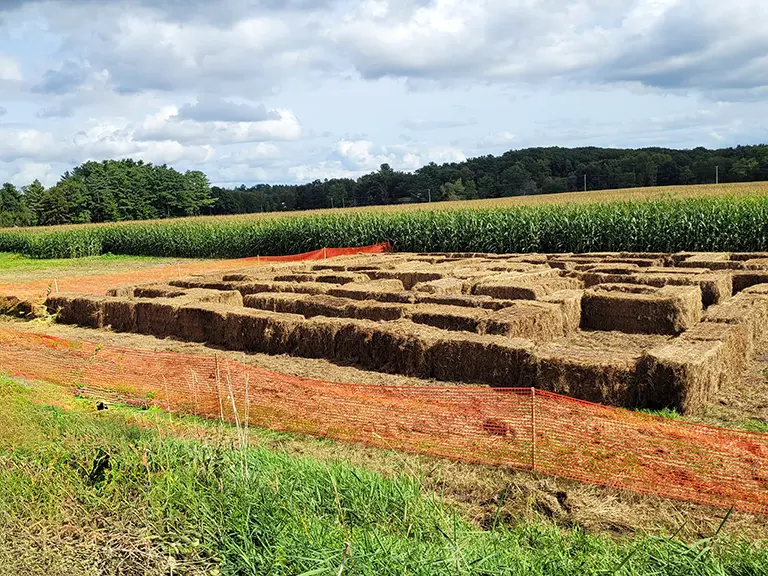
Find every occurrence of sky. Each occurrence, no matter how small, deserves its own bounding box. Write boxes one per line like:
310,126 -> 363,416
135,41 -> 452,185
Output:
0,0 -> 767,188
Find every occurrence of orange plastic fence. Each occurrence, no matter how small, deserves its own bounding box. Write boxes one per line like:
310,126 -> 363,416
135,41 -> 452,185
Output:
1,327 -> 766,515
0,242 -> 392,302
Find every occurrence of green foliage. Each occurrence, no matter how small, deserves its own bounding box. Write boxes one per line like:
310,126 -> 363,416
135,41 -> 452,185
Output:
1,375 -> 766,575
4,194 -> 768,259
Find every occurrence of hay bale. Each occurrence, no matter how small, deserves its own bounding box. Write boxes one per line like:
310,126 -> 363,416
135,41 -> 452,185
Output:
367,270 -> 445,290
473,272 -> 582,300
528,344 -> 642,406
732,271 -> 768,293
0,295 -> 35,318
48,295 -> 106,328
234,281 -> 333,296
135,298 -> 180,338
413,293 -> 514,310
182,288 -> 243,307
541,289 -> 583,333
743,258 -> 768,270
703,292 -> 768,345
413,277 -> 466,294
328,280 -> 413,303
222,308 -> 304,354
289,316 -> 348,358
680,321 -> 750,390
244,292 -> 333,317
484,302 -> 565,341
106,285 -> 135,297
730,253 -> 768,261
574,263 -> 640,273
678,253 -> 743,270
640,340 -> 727,413
314,272 -> 371,284
175,304 -> 230,344
581,284 -> 702,335
345,300 -> 406,321
431,333 -> 534,386
132,284 -> 187,299
102,298 -> 137,332
407,304 -> 490,333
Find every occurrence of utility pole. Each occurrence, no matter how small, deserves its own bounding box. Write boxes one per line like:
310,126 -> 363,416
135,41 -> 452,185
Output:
583,174 -> 586,192
427,188 -> 432,203
716,166 -> 719,184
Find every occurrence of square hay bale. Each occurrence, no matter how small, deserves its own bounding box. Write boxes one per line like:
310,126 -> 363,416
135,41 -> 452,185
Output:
135,298 -> 180,338
222,308 -> 304,354
106,285 -> 135,297
528,344 -> 642,407
581,284 -> 702,335
243,292 -> 305,313
407,304 -> 490,333
413,293 -> 513,310
484,301 -> 566,341
541,289 -> 583,333
367,270 -> 445,290
640,340 -> 728,413
273,273 -> 320,283
431,333 -> 534,386
175,304 -> 230,344
473,272 -> 582,300
729,252 -> 768,261
732,271 -> 768,293
369,322 -> 441,377
679,253 -> 743,270
132,284 -> 187,299
236,281 -> 332,296
0,295 -> 35,318
743,258 -> 768,270
185,288 -> 243,307
289,316 -> 347,358
314,272 -> 372,284
680,321 -> 750,390
345,300 -> 406,321
742,283 -> 768,295
574,263 -> 640,273
45,294 -> 76,321
413,277 -> 466,294
102,298 -> 137,332
328,280 -> 413,303
53,296 -> 106,328
703,292 -> 768,345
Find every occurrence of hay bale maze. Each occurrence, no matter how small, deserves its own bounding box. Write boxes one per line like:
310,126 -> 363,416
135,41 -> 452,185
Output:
45,251 -> 768,413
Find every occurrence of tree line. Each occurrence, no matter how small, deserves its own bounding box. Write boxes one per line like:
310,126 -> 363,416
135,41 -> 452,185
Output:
2,145 -> 768,227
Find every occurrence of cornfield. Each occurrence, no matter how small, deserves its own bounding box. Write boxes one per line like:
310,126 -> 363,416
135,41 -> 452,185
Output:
2,195 -> 768,259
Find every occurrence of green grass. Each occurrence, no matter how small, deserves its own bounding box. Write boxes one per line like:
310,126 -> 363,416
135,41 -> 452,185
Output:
3,194 -> 768,259
0,252 -> 190,283
1,375 -> 766,575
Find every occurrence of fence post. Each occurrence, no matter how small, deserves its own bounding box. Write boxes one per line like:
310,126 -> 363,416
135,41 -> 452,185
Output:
531,387 -> 536,472
323,247 -> 328,259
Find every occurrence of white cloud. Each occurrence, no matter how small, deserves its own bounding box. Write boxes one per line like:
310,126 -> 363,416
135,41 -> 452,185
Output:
136,108 -> 302,145
8,162 -> 58,187
0,55 -> 22,81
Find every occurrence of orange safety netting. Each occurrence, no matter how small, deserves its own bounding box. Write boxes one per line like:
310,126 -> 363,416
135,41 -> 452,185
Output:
0,242 -> 392,302
0,326 -> 766,515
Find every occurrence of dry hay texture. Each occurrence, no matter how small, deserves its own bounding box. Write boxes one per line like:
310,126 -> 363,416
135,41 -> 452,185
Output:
44,250 -> 768,413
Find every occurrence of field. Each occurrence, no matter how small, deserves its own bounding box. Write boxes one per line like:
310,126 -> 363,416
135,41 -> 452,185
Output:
2,182 -> 768,259
3,183 -> 768,573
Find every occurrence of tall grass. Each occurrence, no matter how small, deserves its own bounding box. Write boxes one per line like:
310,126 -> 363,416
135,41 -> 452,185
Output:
1,375 -> 766,575
2,195 -> 768,259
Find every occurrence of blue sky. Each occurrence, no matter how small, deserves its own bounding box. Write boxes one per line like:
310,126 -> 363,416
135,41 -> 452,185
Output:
0,0 -> 767,188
